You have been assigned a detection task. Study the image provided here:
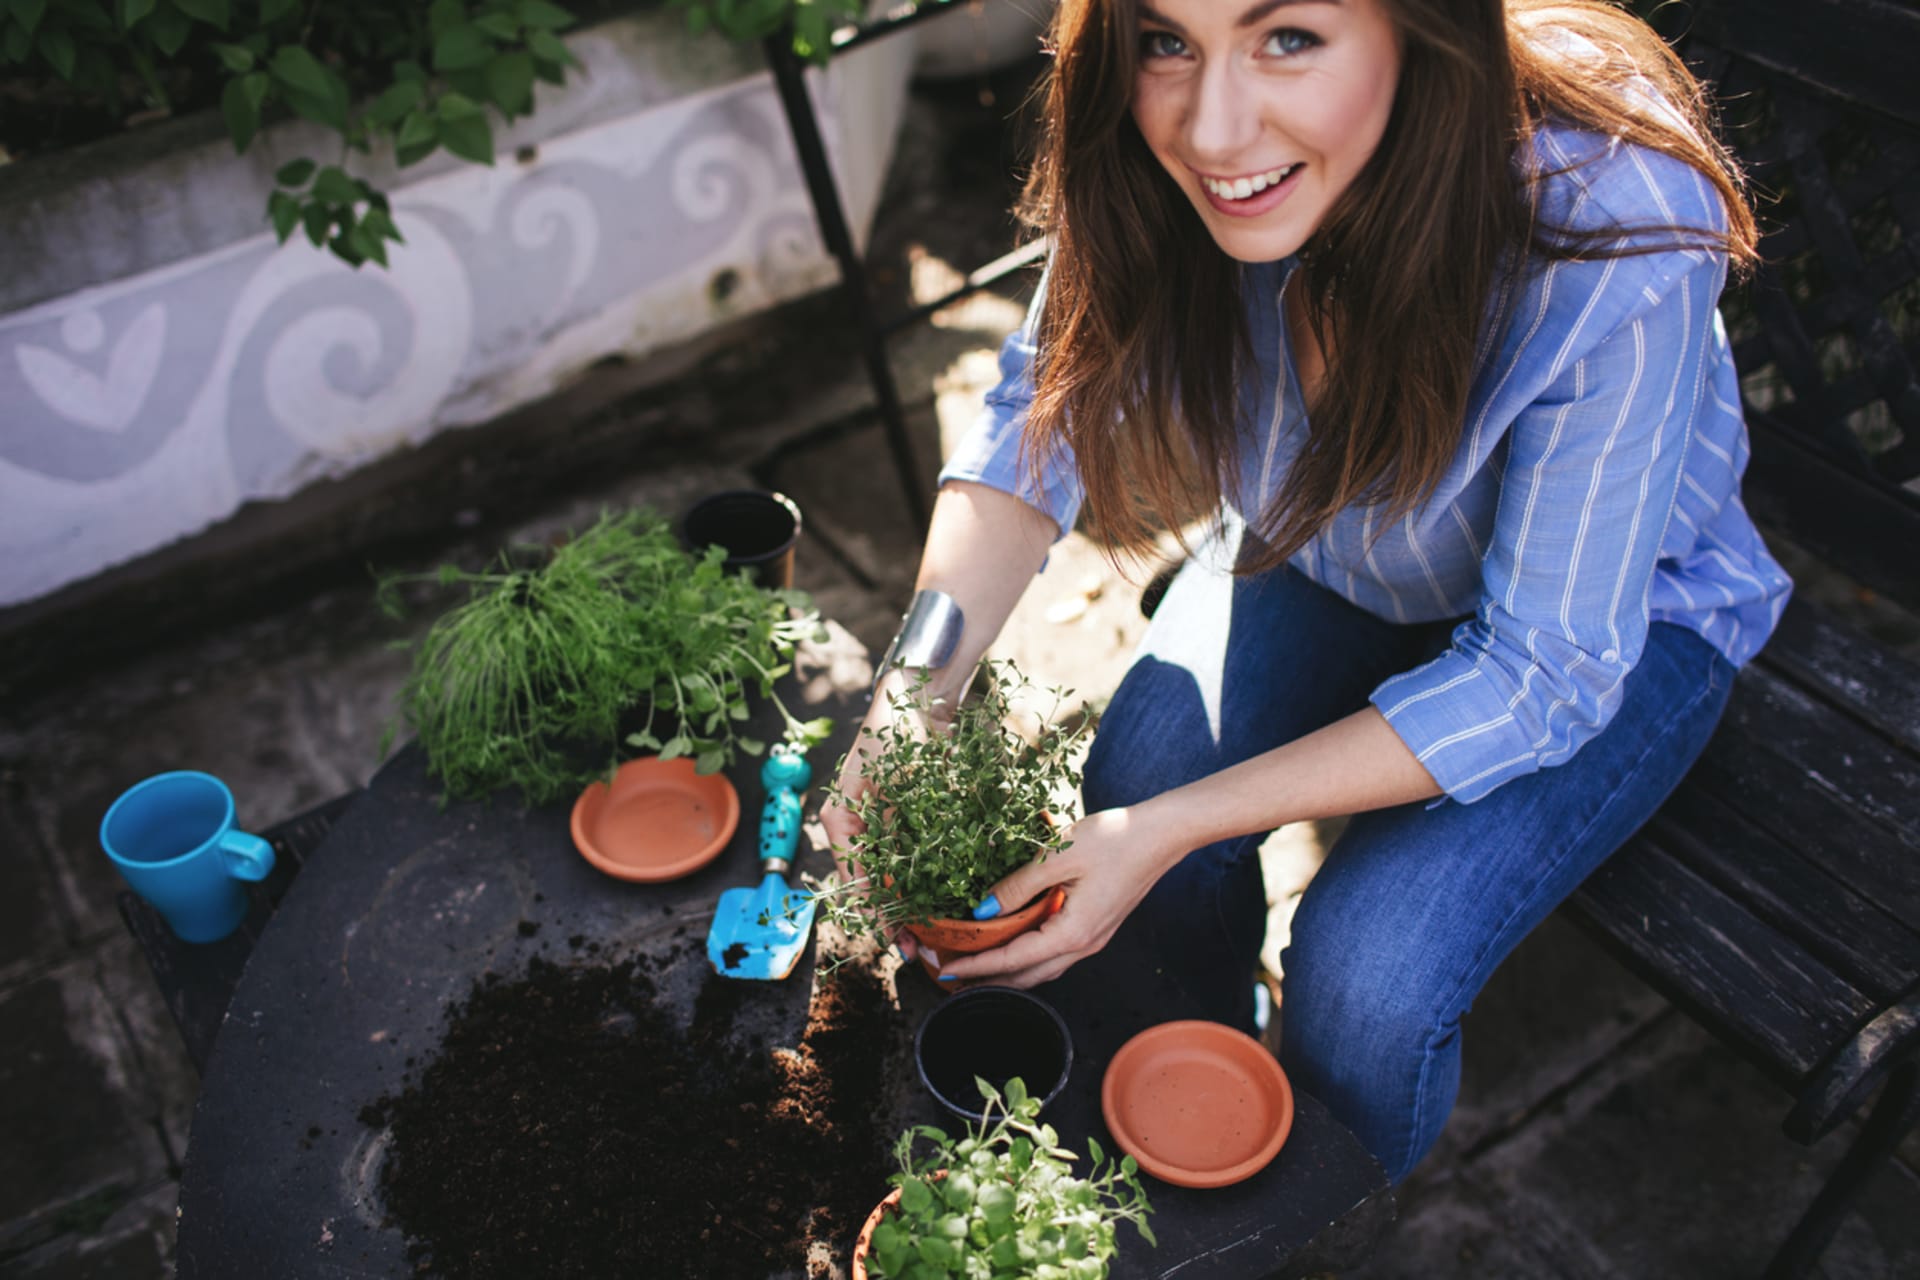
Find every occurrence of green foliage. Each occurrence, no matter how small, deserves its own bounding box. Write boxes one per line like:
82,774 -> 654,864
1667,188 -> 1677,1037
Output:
667,0 -> 864,64
377,509 -> 832,806
866,1077 -> 1155,1280
2,0 -> 584,267
819,662 -> 1089,942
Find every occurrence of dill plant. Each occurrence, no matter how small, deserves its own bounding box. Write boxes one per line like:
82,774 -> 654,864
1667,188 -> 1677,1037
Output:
379,510 -> 830,804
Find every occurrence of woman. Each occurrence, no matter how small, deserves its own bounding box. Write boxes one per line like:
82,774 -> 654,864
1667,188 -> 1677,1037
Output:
825,0 -> 1792,1182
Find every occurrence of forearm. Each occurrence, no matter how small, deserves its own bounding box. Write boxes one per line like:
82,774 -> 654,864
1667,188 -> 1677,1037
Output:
1133,707 -> 1442,865
885,479 -> 1058,707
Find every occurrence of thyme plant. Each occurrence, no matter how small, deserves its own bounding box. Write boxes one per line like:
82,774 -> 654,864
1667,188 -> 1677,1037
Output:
818,661 -> 1089,943
865,1077 -> 1155,1280
378,509 -> 830,805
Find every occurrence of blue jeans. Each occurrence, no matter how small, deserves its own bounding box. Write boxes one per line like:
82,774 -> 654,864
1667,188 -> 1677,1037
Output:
1081,543 -> 1735,1182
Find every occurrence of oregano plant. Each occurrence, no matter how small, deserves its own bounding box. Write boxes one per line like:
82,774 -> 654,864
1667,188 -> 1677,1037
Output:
863,1076 -> 1155,1280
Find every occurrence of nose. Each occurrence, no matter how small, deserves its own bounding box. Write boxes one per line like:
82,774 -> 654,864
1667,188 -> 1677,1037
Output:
1184,59 -> 1259,167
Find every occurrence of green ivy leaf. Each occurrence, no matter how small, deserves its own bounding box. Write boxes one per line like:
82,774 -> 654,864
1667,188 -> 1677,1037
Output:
529,54 -> 564,85
392,57 -> 427,83
218,72 -> 257,149
35,26 -> 75,78
267,189 -> 301,241
274,157 -> 315,187
433,22 -> 491,70
394,107 -> 437,166
170,0 -> 225,29
515,0 -> 574,29
484,50 -> 532,115
119,0 -> 158,29
208,39 -> 251,72
269,44 -> 331,97
311,165 -> 360,205
258,0 -> 297,22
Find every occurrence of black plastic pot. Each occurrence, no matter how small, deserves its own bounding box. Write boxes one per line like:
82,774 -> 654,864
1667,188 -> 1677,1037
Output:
913,986 -> 1073,1123
680,490 -> 803,589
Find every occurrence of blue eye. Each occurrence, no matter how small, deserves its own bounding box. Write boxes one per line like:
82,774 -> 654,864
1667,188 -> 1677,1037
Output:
1264,28 -> 1321,56
1139,29 -> 1187,60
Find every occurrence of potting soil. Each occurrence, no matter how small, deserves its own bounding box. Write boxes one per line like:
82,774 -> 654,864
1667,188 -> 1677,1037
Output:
358,947 -> 903,1278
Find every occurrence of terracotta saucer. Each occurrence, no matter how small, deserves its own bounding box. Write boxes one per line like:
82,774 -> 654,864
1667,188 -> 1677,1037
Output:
1100,1020 -> 1294,1188
570,756 -> 740,882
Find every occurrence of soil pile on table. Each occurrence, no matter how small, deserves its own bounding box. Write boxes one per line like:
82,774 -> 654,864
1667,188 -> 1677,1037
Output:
359,952 -> 902,1278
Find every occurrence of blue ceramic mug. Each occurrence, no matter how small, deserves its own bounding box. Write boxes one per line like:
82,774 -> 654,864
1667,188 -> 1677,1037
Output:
100,772 -> 275,943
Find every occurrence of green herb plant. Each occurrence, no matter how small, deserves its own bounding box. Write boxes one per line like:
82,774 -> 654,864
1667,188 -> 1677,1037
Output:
378,509 -> 831,805
864,1076 -> 1154,1280
816,661 -> 1089,948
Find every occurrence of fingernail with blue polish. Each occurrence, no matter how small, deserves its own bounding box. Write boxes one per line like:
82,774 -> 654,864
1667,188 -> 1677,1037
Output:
938,974 -> 958,982
894,945 -> 910,965
971,894 -> 1002,921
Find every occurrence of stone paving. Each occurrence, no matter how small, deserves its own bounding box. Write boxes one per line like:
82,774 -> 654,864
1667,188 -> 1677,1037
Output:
4,64 -> 1918,1280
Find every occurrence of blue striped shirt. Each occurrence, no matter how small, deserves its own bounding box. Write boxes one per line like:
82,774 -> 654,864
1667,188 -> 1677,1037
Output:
940,119 -> 1792,803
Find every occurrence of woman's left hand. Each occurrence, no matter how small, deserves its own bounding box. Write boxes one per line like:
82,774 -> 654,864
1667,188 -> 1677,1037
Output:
933,806 -> 1181,990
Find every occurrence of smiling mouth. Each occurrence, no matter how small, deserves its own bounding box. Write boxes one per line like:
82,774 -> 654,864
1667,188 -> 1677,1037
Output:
1200,163 -> 1301,201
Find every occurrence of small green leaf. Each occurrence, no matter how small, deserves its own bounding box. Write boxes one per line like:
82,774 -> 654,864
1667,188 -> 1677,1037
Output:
484,50 -> 533,115
12,0 -> 47,36
144,2 -> 189,52
473,11 -> 517,39
433,22 -> 491,71
367,79 -> 423,127
515,0 -> 574,29
259,0 -> 297,21
274,157 -> 315,187
269,44 -> 331,97
394,109 -> 437,166
525,26 -> 573,66
208,39 -> 251,72
694,748 -> 724,775
658,735 -> 690,762
311,165 -> 360,205
219,74 -> 258,150
119,0 -> 158,29
427,0 -> 464,38
35,26 -> 74,78
267,189 -> 301,241
437,111 -> 494,164
302,201 -> 331,247
239,68 -> 268,107
530,54 -> 565,85
392,57 -> 427,83
362,206 -> 404,246
170,0 -> 225,28
436,89 -> 483,120
283,86 -> 346,130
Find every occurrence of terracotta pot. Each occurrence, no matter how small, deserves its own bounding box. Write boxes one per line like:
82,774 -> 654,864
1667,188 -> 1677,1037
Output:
850,1172 -> 945,1280
904,885 -> 1065,979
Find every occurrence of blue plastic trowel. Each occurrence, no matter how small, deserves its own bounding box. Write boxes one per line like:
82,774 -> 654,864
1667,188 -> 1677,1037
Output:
705,745 -> 818,980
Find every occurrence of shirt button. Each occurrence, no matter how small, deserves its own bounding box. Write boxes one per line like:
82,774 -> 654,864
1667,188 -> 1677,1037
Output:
1602,648 -> 1620,664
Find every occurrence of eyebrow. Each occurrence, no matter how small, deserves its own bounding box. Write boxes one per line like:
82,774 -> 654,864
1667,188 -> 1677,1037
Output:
1139,0 -> 1340,32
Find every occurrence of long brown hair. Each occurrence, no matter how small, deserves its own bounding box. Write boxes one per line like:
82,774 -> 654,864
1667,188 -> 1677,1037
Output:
1019,0 -> 1759,574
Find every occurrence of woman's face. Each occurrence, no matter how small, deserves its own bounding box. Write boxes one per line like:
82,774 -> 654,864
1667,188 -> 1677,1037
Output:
1129,0 -> 1405,263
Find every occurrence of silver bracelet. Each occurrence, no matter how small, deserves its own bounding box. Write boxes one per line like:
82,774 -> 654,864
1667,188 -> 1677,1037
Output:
873,589 -> 965,693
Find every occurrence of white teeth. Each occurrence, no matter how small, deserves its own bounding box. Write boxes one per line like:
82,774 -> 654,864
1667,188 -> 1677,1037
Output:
1205,164 -> 1296,200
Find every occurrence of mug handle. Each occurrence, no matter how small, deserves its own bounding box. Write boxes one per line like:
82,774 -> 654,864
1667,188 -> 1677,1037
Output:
218,830 -> 276,883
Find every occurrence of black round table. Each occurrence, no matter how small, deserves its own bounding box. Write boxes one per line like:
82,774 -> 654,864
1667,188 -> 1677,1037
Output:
175,683 -> 1393,1279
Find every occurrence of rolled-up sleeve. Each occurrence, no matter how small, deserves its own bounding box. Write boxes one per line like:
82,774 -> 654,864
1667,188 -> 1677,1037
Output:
1371,246 -> 1727,802
937,277 -> 1085,539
